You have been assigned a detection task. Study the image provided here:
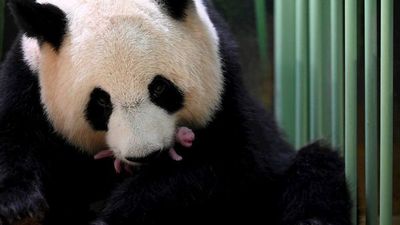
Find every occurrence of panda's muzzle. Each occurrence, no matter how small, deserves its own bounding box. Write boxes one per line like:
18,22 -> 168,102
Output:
95,127 -> 195,174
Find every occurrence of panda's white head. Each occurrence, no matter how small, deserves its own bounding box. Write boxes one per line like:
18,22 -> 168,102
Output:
10,0 -> 223,162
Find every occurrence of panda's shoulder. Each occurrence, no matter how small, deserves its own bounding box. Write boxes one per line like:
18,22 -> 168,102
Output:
0,39 -> 43,119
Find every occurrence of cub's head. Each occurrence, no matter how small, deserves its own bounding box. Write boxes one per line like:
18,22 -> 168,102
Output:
10,0 -> 223,162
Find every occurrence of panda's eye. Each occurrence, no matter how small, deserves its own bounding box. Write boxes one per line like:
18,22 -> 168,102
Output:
97,98 -> 108,107
153,80 -> 167,96
85,88 -> 113,131
148,75 -> 184,113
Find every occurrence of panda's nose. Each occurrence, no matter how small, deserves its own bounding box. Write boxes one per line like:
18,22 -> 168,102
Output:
125,150 -> 162,164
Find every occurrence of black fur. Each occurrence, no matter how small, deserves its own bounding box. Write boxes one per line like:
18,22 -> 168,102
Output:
0,1 -> 351,225
148,75 -> 184,114
280,143 -> 352,225
9,0 -> 67,50
0,38 -> 119,225
158,0 -> 191,20
85,88 -> 113,131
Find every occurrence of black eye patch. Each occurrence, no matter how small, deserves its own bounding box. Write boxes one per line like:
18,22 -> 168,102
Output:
157,0 -> 191,20
148,75 -> 184,113
85,88 -> 113,131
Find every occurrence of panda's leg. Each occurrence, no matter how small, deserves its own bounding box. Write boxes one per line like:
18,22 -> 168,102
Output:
0,135 -> 48,225
279,143 -> 352,225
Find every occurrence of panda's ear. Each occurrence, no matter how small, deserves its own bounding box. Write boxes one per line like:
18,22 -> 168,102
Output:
159,0 -> 192,20
9,0 -> 67,50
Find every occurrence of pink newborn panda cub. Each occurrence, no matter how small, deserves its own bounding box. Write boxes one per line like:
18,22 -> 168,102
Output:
95,127 -> 195,174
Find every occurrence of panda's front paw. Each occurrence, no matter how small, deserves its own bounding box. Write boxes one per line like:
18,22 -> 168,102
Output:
0,184 -> 48,225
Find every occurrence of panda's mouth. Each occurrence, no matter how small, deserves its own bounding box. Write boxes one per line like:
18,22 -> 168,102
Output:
94,127 -> 195,174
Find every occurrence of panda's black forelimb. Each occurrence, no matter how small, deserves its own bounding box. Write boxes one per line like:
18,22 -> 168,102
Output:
278,143 -> 352,225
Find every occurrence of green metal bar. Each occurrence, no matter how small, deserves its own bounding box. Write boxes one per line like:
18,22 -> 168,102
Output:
309,0 -> 323,140
379,0 -> 393,224
295,0 -> 309,149
321,1 -> 332,142
365,0 -> 378,225
254,0 -> 268,63
344,0 -> 358,224
274,0 -> 296,144
331,0 -> 344,150
0,0 -> 5,59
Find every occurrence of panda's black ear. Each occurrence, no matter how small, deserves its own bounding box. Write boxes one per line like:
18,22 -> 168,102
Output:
159,0 -> 192,20
9,0 -> 67,50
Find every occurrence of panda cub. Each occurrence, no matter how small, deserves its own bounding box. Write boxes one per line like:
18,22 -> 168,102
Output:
0,0 -> 352,225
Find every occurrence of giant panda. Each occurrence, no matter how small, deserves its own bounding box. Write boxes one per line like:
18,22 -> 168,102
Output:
0,0 -> 352,225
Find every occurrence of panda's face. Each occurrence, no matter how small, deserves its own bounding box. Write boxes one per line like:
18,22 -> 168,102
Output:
16,0 -> 223,161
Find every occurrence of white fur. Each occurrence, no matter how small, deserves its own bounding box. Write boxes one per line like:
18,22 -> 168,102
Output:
107,101 -> 176,160
22,0 -> 223,159
21,36 -> 41,72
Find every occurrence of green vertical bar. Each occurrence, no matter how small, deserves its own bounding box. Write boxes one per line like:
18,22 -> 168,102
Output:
331,0 -> 344,150
309,0 -> 323,140
321,1 -> 332,143
365,0 -> 378,225
344,0 -> 357,224
295,0 -> 309,149
254,0 -> 268,63
380,0 -> 393,224
274,0 -> 296,144
0,0 -> 4,59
